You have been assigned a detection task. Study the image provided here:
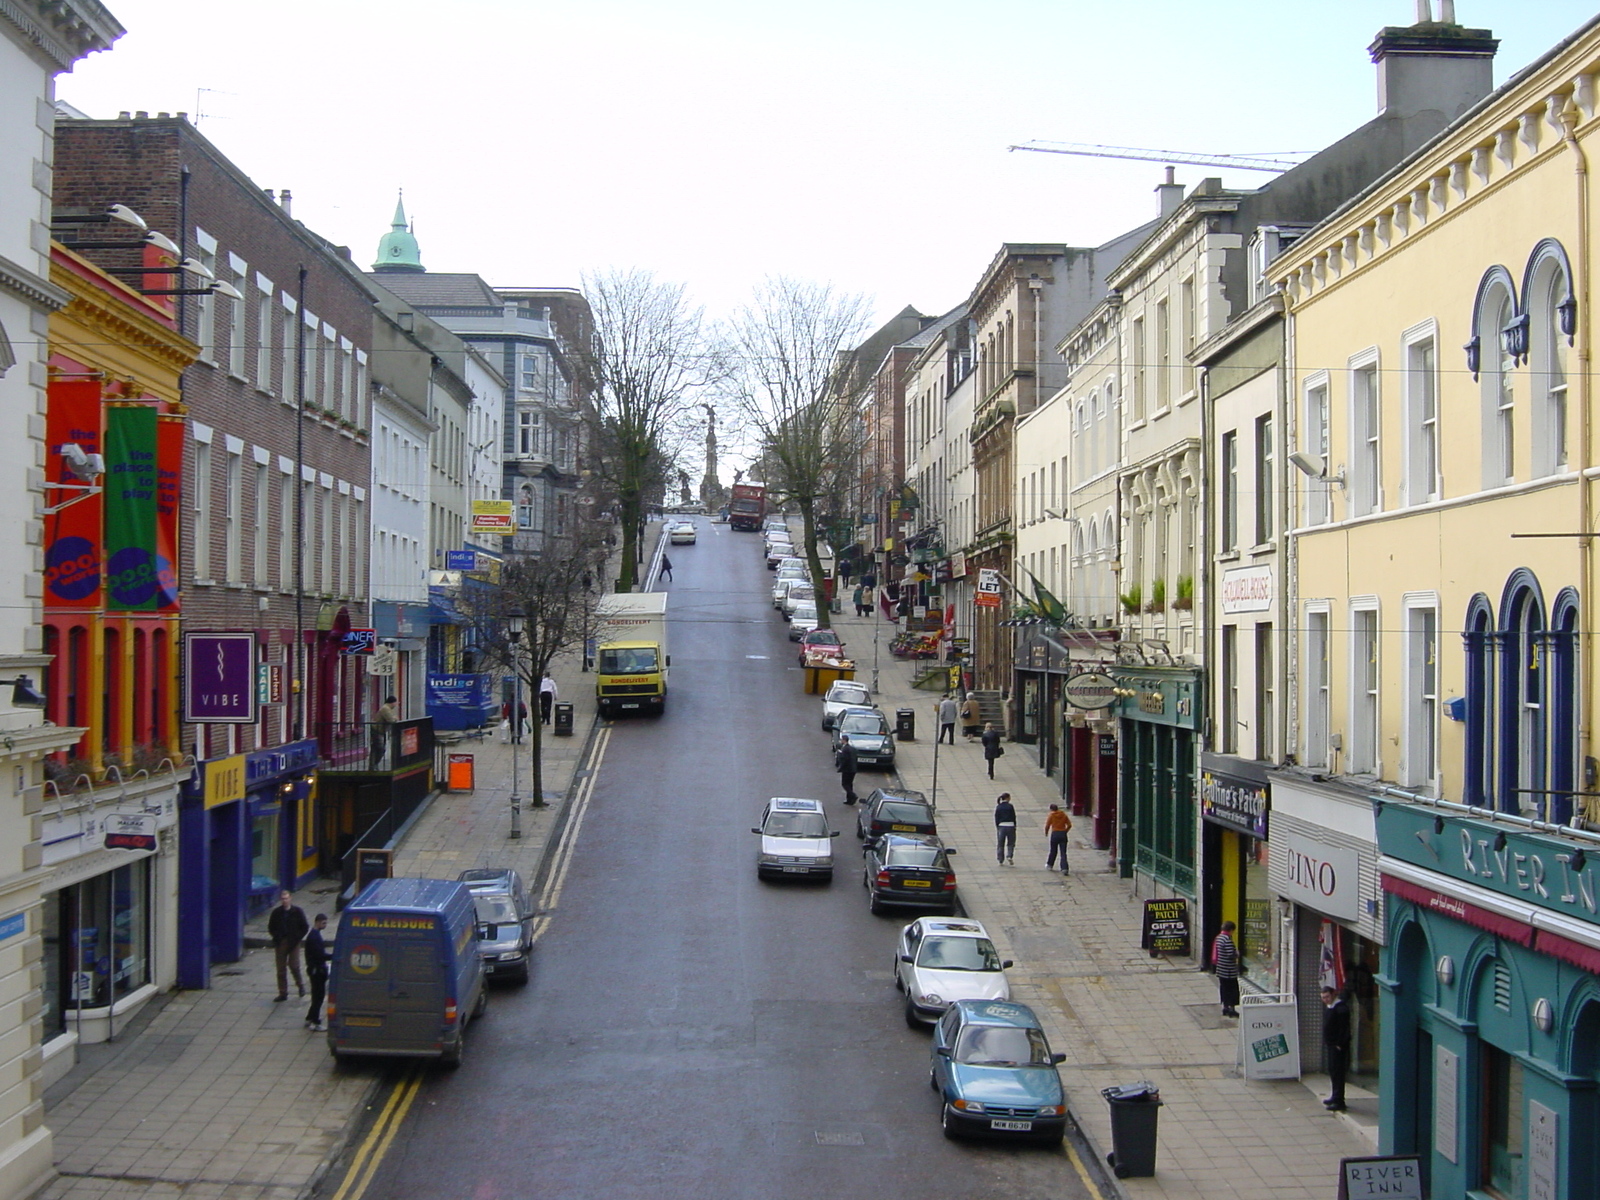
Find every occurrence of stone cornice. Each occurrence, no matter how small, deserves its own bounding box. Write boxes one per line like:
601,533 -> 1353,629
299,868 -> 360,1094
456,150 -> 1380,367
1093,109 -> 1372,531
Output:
0,251 -> 71,312
0,0 -> 123,71
53,262 -> 200,383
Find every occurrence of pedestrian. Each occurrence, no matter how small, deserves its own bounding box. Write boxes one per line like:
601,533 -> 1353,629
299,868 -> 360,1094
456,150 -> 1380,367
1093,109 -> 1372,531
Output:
854,584 -> 872,618
994,793 -> 1017,865
936,694 -> 958,744
661,554 -> 674,582
836,741 -> 859,805
1322,986 -> 1351,1111
369,694 -> 398,767
268,890 -> 309,1003
1211,920 -> 1241,1017
981,722 -> 1004,779
303,913 -> 330,1031
1044,804 -> 1072,874
502,697 -> 528,743
539,675 -> 557,725
960,695 -> 981,741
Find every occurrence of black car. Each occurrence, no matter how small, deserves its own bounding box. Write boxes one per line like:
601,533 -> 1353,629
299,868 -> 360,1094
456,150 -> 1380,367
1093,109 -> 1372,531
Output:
856,786 -> 936,841
457,868 -> 534,984
863,833 -> 958,914
831,707 -> 896,770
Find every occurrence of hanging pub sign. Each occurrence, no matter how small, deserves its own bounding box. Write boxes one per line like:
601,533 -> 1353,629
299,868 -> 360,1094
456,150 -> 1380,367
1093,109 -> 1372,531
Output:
1063,671 -> 1118,710
183,632 -> 258,724
1201,768 -> 1270,839
103,811 -> 158,852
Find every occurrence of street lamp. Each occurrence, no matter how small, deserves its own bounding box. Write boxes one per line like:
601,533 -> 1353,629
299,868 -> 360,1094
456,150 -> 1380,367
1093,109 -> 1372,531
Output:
507,607 -> 526,839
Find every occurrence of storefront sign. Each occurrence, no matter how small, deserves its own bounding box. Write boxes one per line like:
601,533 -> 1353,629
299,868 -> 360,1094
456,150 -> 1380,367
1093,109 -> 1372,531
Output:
1063,671 -> 1117,710
0,912 -> 25,945
1281,831 -> 1360,920
245,739 -> 320,786
203,754 -> 247,808
1113,668 -> 1202,730
1220,564 -> 1273,614
1201,769 -> 1269,839
183,632 -> 258,723
975,568 -> 1002,608
469,499 -> 514,533
341,628 -> 377,655
949,551 -> 967,579
1239,994 -> 1301,1081
1528,1101 -> 1558,1200
1141,897 -> 1190,955
445,550 -> 477,571
1338,1156 -> 1424,1200
103,811 -> 158,852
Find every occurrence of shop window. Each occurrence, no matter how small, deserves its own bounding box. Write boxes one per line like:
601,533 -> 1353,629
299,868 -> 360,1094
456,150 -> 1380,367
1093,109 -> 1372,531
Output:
45,860 -> 152,1018
1498,573 -> 1546,815
251,810 -> 280,893
1463,593 -> 1496,806
1480,1042 -> 1525,1197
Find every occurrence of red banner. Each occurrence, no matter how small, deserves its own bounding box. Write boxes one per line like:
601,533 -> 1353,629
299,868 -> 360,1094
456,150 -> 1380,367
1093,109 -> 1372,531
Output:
155,414 -> 183,610
44,378 -> 104,608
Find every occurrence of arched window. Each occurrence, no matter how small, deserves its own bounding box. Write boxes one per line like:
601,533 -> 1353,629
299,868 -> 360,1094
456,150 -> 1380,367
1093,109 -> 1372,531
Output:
1462,593 -> 1496,807
1523,239 -> 1575,477
1471,266 -> 1519,488
1497,571 -> 1547,814
1548,587 -> 1580,824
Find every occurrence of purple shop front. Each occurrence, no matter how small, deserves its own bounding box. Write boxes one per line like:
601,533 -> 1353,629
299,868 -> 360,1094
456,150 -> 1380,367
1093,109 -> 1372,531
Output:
183,632 -> 259,724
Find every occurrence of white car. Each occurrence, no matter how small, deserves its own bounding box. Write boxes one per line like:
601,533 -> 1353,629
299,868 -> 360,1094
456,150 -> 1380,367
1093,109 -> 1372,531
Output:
669,522 -> 697,544
895,917 -> 1013,1026
821,680 -> 872,729
752,797 -> 839,881
772,577 -> 806,609
788,600 -> 819,638
781,584 -> 816,620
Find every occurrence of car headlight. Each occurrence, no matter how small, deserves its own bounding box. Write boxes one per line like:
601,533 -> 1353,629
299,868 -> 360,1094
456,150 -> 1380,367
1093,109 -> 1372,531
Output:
1035,1105 -> 1065,1117
498,950 -> 524,962
952,1099 -> 986,1113
917,992 -> 943,1007
815,855 -> 832,867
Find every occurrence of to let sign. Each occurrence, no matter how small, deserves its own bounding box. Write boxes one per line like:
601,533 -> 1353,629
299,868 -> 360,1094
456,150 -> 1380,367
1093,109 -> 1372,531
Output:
184,633 -> 258,724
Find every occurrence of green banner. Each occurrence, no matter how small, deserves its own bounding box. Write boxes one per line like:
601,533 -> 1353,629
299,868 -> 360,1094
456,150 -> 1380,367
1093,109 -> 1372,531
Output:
103,405 -> 161,611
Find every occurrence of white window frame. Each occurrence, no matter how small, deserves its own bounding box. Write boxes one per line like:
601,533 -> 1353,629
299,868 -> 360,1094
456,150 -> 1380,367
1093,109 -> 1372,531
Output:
1402,320 -> 1440,505
193,228 -> 217,362
1154,298 -> 1171,411
1301,371 -> 1332,527
192,426 -> 213,583
226,252 -> 248,379
1479,283 -> 1517,489
280,295 -> 298,407
255,274 -> 275,392
1304,602 -> 1331,768
1348,350 -> 1383,517
223,439 -> 243,584
252,450 -> 270,588
1401,592 -> 1441,791
1349,598 -> 1381,775
278,458 -> 294,591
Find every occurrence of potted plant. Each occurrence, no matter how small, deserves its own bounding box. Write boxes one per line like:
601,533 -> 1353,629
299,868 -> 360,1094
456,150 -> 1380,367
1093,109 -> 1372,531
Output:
1144,577 -> 1167,614
1119,582 -> 1143,615
1173,575 -> 1194,611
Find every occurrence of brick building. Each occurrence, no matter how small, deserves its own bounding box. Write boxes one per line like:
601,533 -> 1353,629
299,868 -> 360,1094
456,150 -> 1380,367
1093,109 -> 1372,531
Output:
52,114 -> 374,984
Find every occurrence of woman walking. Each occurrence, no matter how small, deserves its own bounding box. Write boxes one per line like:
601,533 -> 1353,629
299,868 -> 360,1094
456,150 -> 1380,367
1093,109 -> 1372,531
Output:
981,722 -> 1004,779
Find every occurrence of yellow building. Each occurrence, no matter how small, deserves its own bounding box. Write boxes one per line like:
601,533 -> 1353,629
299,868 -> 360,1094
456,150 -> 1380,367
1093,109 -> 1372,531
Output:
1269,14 -> 1600,1192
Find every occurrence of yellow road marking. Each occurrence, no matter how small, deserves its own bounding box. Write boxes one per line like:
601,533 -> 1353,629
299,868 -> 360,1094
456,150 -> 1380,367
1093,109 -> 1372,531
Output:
532,724 -> 608,939
1063,1132 -> 1108,1198
329,1066 -> 422,1200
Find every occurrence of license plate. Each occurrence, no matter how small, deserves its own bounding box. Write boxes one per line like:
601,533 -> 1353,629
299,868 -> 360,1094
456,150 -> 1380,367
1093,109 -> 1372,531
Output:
621,703 -> 640,709
890,824 -> 916,832
991,1119 -> 1032,1131
344,1017 -> 383,1027
782,866 -> 807,873
901,879 -> 932,887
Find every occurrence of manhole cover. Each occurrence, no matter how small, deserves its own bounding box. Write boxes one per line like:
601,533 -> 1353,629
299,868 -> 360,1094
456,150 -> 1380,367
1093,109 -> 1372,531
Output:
814,1131 -> 864,1146
747,655 -> 769,660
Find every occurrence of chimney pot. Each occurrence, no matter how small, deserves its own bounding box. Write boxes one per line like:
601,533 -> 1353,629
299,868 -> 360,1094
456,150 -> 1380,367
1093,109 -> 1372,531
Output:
279,188 -> 293,217
135,110 -> 148,119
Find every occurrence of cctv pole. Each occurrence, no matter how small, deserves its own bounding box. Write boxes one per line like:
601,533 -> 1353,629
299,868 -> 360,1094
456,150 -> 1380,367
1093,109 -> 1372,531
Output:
509,665 -> 522,840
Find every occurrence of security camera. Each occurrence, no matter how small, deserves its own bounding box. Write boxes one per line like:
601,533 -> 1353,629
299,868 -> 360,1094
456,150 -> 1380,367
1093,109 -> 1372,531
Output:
1287,451 -> 1326,478
60,443 -> 104,482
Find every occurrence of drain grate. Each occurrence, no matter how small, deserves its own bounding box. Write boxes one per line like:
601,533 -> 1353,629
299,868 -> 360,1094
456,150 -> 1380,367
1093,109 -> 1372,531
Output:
814,1131 -> 865,1147
217,969 -> 247,976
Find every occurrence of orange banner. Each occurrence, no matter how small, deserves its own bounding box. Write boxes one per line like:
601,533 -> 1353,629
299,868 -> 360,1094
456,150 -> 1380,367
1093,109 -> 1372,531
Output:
44,378 -> 104,608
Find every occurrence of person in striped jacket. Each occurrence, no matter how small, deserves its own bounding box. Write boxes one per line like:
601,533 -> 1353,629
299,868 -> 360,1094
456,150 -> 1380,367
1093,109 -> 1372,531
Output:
1211,921 -> 1241,1018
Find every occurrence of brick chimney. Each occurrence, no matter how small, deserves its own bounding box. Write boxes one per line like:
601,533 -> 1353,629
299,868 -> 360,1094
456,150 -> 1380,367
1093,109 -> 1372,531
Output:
1370,6 -> 1498,121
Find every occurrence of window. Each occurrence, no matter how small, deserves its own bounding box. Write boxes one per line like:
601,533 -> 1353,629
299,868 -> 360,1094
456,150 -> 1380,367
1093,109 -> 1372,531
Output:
339,339 -> 354,422
1220,625 -> 1238,753
1154,299 -> 1170,409
193,435 -> 213,581
1404,331 -> 1439,503
192,229 -> 217,360
1476,273 -> 1518,489
224,447 -> 243,583
226,255 -> 247,377
1480,1042 -> 1525,1198
255,276 -> 274,389
1404,601 -> 1438,788
1463,594 -> 1496,807
517,408 -> 539,458
1350,605 -> 1380,773
278,466 -> 294,591
1130,318 -> 1146,422
1255,623 -> 1274,761
253,461 -> 269,587
1180,277 -> 1196,395
1254,414 -> 1274,544
280,295 -> 297,403
1304,379 -> 1331,526
1305,608 -> 1330,767
1220,430 -> 1238,552
321,486 -> 334,594
1527,245 -> 1573,477
1350,359 -> 1381,516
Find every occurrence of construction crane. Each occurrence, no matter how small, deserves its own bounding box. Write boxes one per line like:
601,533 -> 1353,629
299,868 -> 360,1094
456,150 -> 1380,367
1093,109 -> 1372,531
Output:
1007,141 -> 1308,174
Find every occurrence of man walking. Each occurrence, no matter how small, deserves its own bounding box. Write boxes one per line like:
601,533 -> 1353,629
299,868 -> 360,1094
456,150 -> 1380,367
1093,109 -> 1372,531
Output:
936,694 -> 958,744
303,913 -> 330,1031
981,722 -> 1004,779
661,554 -> 674,582
268,890 -> 309,1002
836,741 -> 859,805
1211,920 -> 1241,1017
1044,804 -> 1072,874
539,675 -> 557,725
994,793 -> 1017,865
1322,987 -> 1352,1111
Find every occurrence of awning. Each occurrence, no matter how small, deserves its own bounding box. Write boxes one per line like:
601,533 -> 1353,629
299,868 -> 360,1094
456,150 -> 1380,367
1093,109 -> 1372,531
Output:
1533,927 -> 1600,974
1382,872 -> 1536,947
428,589 -> 467,626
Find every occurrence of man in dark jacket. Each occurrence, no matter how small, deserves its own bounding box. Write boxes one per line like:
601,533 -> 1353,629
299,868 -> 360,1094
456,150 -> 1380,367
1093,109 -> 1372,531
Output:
1322,987 -> 1352,1111
1211,920 -> 1240,1017
303,914 -> 330,1031
993,793 -> 1017,864
268,890 -> 310,1002
836,742 -> 859,805
981,723 -> 1004,779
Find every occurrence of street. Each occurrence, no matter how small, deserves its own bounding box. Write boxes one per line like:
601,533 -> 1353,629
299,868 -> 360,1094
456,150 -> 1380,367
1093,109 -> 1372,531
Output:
331,520 -> 1096,1200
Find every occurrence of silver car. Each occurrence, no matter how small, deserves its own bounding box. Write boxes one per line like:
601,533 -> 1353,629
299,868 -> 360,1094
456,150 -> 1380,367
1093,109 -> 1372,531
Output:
457,868 -> 534,984
788,600 -> 819,638
821,680 -> 872,729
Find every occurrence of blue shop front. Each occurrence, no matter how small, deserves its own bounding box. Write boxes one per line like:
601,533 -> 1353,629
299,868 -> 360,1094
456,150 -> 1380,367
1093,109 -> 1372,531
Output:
1376,798 -> 1600,1198
177,739 -> 320,988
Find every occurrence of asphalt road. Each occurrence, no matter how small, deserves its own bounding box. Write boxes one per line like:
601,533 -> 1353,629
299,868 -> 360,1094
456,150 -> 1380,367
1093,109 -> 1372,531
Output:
337,519 -> 1097,1200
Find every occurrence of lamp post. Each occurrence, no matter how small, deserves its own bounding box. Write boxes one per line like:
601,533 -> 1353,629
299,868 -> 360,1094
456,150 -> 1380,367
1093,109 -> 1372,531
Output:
507,607 -> 526,840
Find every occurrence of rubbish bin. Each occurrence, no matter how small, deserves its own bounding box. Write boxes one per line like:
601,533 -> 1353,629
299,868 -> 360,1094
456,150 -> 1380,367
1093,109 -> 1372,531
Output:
895,708 -> 915,741
1101,1082 -> 1161,1178
553,702 -> 574,737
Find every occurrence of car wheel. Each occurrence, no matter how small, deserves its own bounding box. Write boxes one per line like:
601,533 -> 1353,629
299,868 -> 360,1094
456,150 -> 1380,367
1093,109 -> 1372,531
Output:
441,1035 -> 464,1068
869,893 -> 885,915
893,965 -> 904,991
941,1106 -> 961,1140
473,988 -> 489,1018
929,1068 -> 940,1093
904,1000 -> 922,1028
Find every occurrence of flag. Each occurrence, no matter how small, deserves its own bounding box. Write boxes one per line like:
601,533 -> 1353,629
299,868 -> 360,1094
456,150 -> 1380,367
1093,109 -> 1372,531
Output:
880,586 -> 894,621
942,603 -> 955,643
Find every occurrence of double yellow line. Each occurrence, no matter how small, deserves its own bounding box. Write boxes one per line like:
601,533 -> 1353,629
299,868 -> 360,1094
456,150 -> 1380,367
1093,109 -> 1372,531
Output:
328,1066 -> 422,1200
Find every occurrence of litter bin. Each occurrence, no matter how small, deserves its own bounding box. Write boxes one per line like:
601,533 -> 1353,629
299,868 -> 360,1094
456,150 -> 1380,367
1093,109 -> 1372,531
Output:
1101,1082 -> 1161,1178
553,702 -> 574,737
895,708 -> 915,741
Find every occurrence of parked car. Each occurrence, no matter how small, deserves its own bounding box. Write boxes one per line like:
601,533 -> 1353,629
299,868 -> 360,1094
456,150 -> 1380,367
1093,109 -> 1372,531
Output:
797,628 -> 845,664
820,679 -> 871,728
456,868 -> 535,984
781,583 -> 817,620
788,601 -> 820,638
765,543 -> 794,569
751,797 -> 839,881
776,556 -> 807,574
930,1000 -> 1067,1145
772,576 -> 807,610
894,916 -> 1010,1023
864,833 -> 958,917
856,786 -> 936,841
669,521 -> 697,544
831,706 -> 895,769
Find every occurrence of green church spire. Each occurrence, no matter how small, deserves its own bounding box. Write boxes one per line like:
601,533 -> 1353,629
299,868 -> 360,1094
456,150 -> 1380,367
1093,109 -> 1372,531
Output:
371,192 -> 424,273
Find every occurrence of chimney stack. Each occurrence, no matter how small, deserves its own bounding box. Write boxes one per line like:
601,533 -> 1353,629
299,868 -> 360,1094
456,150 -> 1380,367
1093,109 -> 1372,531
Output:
279,188 -> 292,217
1155,166 -> 1185,219
1370,7 -> 1497,122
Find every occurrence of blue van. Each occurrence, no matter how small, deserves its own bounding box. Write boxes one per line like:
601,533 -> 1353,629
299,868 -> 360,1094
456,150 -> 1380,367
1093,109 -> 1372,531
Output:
327,878 -> 487,1065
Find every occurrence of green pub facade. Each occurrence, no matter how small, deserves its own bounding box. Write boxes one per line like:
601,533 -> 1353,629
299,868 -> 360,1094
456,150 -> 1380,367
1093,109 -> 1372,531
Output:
1113,664 -> 1203,899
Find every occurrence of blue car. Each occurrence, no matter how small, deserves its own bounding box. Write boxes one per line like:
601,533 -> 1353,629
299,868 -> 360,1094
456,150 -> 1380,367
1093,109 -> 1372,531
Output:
930,1000 -> 1067,1145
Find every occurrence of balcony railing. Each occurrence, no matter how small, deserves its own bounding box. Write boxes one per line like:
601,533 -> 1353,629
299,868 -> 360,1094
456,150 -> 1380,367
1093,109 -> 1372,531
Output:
319,717 -> 434,773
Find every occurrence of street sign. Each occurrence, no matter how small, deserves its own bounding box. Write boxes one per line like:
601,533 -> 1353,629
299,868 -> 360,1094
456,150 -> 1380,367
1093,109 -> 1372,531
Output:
366,645 -> 397,677
445,549 -> 477,571
341,628 -> 377,655
428,570 -> 462,587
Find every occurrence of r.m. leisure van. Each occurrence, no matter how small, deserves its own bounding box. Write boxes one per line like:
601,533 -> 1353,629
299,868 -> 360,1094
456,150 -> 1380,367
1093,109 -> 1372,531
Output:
327,877 -> 486,1065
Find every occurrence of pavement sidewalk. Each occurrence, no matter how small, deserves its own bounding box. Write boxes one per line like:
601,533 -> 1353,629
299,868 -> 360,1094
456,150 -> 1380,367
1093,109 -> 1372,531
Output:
828,603 -> 1376,1199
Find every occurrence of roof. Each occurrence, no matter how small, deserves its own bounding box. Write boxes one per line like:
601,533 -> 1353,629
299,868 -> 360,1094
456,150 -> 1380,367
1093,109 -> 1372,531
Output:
363,271 -> 502,308
950,999 -> 1040,1027
770,797 -> 824,811
348,877 -> 469,913
919,918 -> 987,936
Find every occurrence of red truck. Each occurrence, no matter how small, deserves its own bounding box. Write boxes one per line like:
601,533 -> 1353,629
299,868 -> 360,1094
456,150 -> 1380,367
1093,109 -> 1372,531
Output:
728,483 -> 766,531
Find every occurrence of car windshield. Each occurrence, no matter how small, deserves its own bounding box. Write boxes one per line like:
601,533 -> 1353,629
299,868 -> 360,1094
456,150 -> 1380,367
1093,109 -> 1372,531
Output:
953,1024 -> 1053,1067
791,604 -> 817,620
598,647 -> 659,674
764,811 -> 829,837
917,937 -> 1001,971
473,894 -> 519,925
886,845 -> 945,868
841,713 -> 887,735
786,585 -> 815,600
829,685 -> 868,705
877,801 -> 932,824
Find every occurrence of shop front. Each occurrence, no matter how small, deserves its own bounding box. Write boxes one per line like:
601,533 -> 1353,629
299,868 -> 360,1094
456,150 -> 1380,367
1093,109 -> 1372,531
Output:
1112,664 -> 1202,899
1200,755 -> 1277,994
1375,799 -> 1600,1198
176,739 -> 320,988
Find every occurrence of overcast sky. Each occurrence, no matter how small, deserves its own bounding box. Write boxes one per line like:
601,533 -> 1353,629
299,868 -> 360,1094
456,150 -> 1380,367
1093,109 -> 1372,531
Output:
56,1 -> 1600,327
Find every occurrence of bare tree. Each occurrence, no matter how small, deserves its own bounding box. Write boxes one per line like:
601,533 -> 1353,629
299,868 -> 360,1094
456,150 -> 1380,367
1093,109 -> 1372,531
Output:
726,278 -> 875,629
575,269 -> 711,590
463,524 -> 609,815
